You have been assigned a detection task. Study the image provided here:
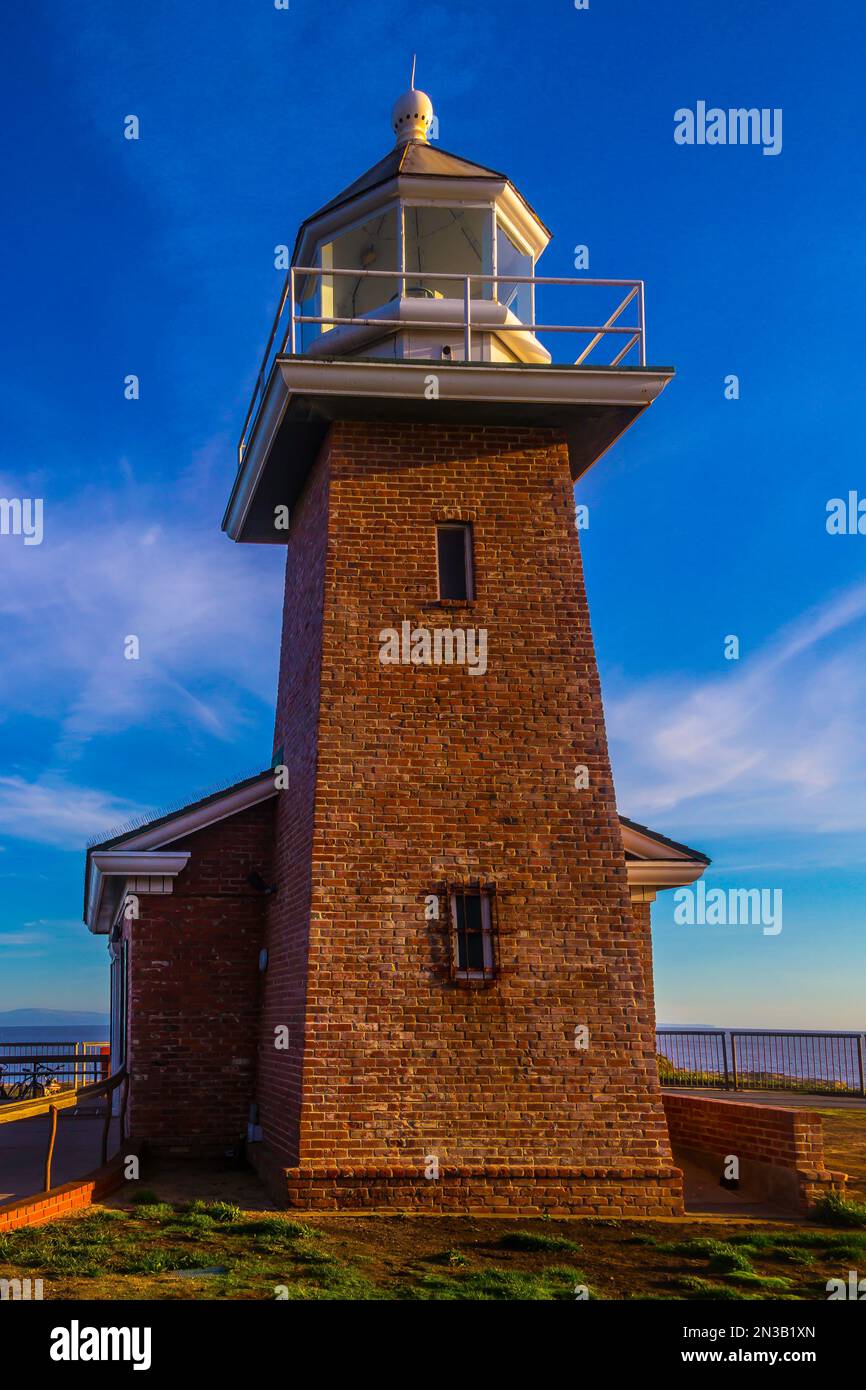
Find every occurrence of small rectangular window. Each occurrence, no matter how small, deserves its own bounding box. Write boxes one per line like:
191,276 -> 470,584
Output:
436,523 -> 474,601
448,885 -> 497,984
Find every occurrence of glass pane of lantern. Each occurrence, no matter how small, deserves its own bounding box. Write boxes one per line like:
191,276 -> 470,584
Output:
403,206 -> 490,300
496,221 -> 533,323
296,273 -> 319,355
320,207 -> 399,334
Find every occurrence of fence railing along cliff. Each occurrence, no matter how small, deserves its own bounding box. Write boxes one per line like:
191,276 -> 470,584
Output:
657,1029 -> 866,1096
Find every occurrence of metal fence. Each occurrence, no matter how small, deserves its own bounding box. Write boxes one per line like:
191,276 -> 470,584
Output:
657,1029 -> 866,1096
238,265 -> 647,465
0,1041 -> 108,1099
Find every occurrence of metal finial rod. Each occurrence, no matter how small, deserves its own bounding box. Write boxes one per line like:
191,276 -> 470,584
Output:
410,53 -> 417,89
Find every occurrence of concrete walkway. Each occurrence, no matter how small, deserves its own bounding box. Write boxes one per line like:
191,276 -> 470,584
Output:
676,1154 -> 796,1219
0,1111 -> 119,1204
663,1086 -> 866,1111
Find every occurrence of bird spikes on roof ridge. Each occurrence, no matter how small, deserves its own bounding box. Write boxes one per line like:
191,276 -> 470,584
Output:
86,765 -> 271,849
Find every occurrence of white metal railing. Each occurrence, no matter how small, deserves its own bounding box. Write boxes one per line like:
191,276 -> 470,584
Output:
238,267 -> 647,465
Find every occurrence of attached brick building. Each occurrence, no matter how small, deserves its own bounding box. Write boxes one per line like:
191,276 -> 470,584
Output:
84,88 -> 709,1214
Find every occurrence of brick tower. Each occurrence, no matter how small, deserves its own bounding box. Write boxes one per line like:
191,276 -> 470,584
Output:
223,84 -> 683,1214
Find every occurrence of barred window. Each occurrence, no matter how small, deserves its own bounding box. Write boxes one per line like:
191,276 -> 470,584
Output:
448,884 -> 498,984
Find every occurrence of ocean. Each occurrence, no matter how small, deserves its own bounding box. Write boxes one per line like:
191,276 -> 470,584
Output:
657,1027 -> 865,1092
0,1026 -> 109,1045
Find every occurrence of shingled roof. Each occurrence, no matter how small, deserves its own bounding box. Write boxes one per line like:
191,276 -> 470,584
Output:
294,139 -> 551,251
619,815 -> 710,865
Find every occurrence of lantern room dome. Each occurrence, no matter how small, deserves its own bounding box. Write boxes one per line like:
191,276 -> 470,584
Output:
391,86 -> 435,145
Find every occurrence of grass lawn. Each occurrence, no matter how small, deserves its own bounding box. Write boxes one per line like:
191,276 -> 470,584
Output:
2,1198 -> 866,1300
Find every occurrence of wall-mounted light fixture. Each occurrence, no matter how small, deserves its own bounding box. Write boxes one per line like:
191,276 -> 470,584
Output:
247,870 -> 278,896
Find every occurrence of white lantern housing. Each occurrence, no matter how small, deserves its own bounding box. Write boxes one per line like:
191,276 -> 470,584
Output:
290,88 -> 553,365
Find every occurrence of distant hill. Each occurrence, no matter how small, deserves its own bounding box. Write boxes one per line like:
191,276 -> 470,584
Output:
657,1024 -> 721,1031
0,1008 -> 109,1027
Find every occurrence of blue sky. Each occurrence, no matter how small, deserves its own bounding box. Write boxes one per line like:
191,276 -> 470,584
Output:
0,0 -> 864,1027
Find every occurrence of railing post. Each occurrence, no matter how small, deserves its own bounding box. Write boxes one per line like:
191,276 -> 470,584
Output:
730,1033 -> 739,1091
721,1031 -> 731,1090
858,1034 -> 866,1098
101,1086 -> 114,1166
120,1072 -> 130,1143
464,276 -> 472,361
638,280 -> 646,366
289,267 -> 296,355
44,1104 -> 58,1192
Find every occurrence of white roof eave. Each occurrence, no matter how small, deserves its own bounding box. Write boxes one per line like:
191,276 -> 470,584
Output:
84,773 -> 278,934
85,851 -> 192,935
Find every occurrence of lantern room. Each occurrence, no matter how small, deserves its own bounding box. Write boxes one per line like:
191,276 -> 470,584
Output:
224,81 -> 674,544
290,87 -> 552,365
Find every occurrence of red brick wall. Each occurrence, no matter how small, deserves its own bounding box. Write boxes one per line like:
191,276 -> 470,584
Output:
662,1092 -> 846,1209
663,1091 -> 825,1170
124,801 -> 274,1152
278,1168 -> 681,1216
0,1152 -> 129,1233
630,896 -> 656,1020
260,420 -> 677,1211
256,442 -> 331,1164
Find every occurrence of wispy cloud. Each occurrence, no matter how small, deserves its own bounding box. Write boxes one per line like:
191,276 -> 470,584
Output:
0,463 -> 282,758
607,580 -> 866,841
0,776 -> 146,850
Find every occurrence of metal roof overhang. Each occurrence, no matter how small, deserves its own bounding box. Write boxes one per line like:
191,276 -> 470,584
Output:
223,357 -> 674,543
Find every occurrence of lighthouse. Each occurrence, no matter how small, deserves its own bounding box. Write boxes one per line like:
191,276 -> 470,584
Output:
85,78 -> 711,1215
221,80 -> 685,1215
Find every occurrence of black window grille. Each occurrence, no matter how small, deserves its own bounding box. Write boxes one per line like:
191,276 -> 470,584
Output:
445,884 -> 498,985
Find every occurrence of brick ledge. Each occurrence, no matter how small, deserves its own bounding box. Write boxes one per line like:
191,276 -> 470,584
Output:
248,1144 -> 685,1215
282,1163 -> 682,1180
0,1146 -> 136,1233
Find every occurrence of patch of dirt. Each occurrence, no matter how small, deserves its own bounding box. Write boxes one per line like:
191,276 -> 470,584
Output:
102,1159 -> 278,1213
817,1111 -> 866,1201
